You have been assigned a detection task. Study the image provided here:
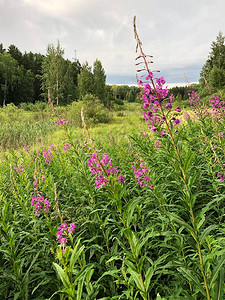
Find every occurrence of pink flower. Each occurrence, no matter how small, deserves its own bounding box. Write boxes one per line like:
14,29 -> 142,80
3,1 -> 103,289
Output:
174,119 -> 181,125
31,195 -> 50,216
218,172 -> 224,182
88,153 -> 124,188
133,162 -> 152,188
56,222 -> 76,252
118,173 -> 125,183
154,140 -> 161,148
174,107 -> 181,112
55,119 -> 70,127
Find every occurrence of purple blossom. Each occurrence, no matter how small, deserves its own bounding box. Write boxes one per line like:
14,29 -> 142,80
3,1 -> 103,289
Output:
43,149 -> 54,163
139,72 -> 173,132
14,165 -> 25,175
184,112 -> 190,121
88,153 -> 124,188
174,119 -> 181,125
133,162 -> 153,189
23,144 -> 29,152
118,173 -> 125,183
154,140 -> 161,148
218,172 -> 224,182
209,95 -> 225,119
56,222 -> 76,252
55,119 -> 70,127
31,195 -> 50,216
63,143 -> 72,151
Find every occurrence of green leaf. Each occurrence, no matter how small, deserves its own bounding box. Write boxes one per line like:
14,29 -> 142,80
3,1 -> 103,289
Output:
214,267 -> 224,300
53,262 -> 70,289
69,240 -> 85,272
210,255 -> 225,289
167,213 -> 197,241
76,276 -> 85,300
144,266 -> 154,291
60,289 -> 75,298
128,268 -> 145,292
199,225 -> 217,243
183,152 -> 194,175
177,267 -> 206,296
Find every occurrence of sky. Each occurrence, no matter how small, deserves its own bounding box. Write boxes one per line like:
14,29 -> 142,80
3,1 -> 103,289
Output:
0,0 -> 225,85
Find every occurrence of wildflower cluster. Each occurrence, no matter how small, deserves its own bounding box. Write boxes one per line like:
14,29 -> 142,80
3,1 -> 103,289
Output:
33,174 -> 45,186
63,143 -> 72,151
43,149 -> 54,163
88,153 -> 125,188
55,119 -> 69,127
23,144 -> 29,151
31,195 -> 50,216
56,222 -> 76,252
139,72 -> 180,132
14,165 -> 25,175
218,172 -> 224,182
188,90 -> 207,117
209,95 -> 225,119
133,162 -> 153,188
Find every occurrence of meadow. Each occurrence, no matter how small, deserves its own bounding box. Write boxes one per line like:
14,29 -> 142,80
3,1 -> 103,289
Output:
0,83 -> 225,300
1,25 -> 225,298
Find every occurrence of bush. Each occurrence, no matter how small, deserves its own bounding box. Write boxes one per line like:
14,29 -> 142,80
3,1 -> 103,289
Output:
20,101 -> 48,112
68,94 -> 112,127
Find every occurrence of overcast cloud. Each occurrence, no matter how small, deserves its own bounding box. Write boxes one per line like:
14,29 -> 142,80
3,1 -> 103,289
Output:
0,0 -> 225,84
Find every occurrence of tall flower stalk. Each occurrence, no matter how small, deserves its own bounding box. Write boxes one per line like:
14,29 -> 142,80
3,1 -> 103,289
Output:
133,16 -> 211,299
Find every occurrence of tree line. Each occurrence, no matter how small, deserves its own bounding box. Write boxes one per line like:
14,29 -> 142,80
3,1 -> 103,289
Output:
0,41 -> 139,107
1,32 -> 224,107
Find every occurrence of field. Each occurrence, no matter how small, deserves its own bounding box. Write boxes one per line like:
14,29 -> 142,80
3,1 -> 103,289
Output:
0,90 -> 225,300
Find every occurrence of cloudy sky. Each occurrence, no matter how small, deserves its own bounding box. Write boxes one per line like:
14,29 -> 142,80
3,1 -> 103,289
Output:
0,0 -> 224,85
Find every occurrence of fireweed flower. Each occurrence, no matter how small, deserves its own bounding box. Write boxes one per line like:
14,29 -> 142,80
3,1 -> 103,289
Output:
209,95 -> 225,120
55,119 -> 70,127
63,143 -> 72,151
43,149 -> 54,163
31,195 -> 50,216
154,140 -> 161,148
133,162 -> 153,188
218,132 -> 225,137
87,153 -> 124,187
14,165 -> 25,175
188,90 -> 208,118
23,144 -> 29,151
218,172 -> 224,182
49,144 -> 56,150
184,112 -> 190,121
139,72 -> 179,132
56,222 -> 76,253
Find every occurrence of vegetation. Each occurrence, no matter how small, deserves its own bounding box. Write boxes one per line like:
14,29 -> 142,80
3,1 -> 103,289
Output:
0,20 -> 225,300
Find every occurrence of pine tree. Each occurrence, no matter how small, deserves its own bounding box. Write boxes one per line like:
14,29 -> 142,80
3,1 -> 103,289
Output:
93,59 -> 106,104
200,32 -> 225,89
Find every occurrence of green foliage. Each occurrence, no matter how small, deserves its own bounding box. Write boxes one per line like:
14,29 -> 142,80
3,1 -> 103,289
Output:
77,62 -> 95,99
200,31 -> 225,90
93,59 -> 106,104
0,52 -> 22,106
0,101 -> 224,298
